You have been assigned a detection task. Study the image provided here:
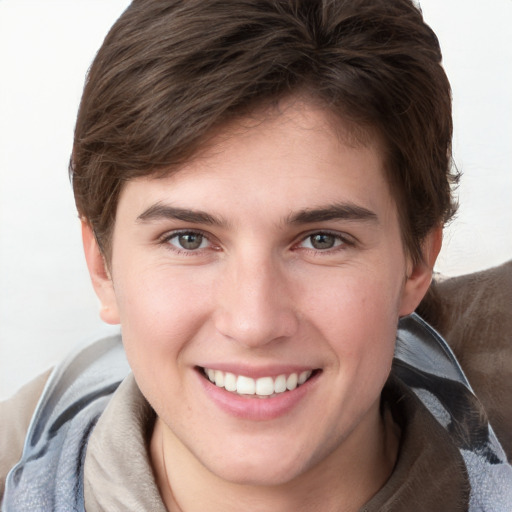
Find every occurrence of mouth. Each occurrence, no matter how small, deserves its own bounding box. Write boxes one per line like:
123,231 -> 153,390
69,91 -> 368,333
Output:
198,367 -> 319,398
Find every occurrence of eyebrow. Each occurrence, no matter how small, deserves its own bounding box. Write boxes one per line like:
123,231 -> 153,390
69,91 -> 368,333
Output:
136,201 -> 378,227
137,203 -> 227,226
287,203 -> 378,225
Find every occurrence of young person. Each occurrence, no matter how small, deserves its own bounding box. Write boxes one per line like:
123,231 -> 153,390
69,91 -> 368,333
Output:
1,0 -> 511,510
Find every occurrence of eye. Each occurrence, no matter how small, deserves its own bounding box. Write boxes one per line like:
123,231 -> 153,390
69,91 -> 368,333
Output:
298,232 -> 346,251
167,231 -> 210,251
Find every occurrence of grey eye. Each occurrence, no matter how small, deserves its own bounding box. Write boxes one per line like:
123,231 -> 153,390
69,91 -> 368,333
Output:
174,232 -> 205,250
309,233 -> 337,250
297,232 -> 347,252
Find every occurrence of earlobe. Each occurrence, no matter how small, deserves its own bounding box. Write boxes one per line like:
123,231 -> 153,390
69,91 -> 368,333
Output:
399,226 -> 443,317
81,220 -> 120,325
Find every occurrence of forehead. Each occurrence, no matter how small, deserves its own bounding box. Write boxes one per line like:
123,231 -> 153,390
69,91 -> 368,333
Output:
194,96 -> 380,170
116,98 -> 394,224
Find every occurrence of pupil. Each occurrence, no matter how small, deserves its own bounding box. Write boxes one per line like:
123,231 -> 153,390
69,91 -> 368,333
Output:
311,234 -> 334,249
179,233 -> 203,250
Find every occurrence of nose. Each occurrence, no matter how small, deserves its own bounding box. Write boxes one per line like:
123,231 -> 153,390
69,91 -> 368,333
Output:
213,253 -> 299,348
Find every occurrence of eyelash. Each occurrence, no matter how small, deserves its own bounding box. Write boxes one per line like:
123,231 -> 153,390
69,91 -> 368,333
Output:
294,230 -> 355,253
159,229 -> 355,255
159,229 -> 216,256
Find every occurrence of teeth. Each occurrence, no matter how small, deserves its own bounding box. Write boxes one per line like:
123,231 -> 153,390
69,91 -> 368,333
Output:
274,374 -> 287,393
203,368 -> 313,397
255,377 -> 274,396
237,375 -> 255,395
224,372 -> 237,392
286,373 -> 298,391
298,370 -> 310,385
214,370 -> 224,387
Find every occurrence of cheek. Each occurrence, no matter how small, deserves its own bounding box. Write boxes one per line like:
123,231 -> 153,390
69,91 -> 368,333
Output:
112,267 -> 216,421
304,269 -> 401,375
112,264 -> 212,372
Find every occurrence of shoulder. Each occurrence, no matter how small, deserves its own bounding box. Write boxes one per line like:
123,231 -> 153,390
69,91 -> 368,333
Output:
1,334 -> 130,510
419,260 -> 512,461
0,369 -> 52,500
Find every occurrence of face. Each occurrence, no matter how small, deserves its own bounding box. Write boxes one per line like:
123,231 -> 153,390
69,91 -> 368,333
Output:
85,99 -> 435,488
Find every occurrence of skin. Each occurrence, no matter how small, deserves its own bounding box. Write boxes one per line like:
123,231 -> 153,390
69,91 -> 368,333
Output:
83,98 -> 440,511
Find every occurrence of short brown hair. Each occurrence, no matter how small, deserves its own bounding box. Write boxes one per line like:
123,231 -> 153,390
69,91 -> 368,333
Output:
70,0 -> 458,262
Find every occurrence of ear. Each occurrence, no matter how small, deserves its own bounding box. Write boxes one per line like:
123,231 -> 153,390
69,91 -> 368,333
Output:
399,226 -> 443,317
81,220 -> 120,325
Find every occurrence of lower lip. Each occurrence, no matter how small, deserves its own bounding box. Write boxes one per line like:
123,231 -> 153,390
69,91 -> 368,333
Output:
196,370 -> 319,421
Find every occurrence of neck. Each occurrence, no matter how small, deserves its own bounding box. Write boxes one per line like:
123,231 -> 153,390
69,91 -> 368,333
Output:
150,402 -> 399,512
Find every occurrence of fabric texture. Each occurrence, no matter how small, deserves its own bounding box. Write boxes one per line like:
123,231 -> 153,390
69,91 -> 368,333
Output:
1,336 -> 130,512
83,375 -> 164,512
428,260 -> 512,461
0,369 -> 51,499
2,314 -> 512,511
394,316 -> 512,510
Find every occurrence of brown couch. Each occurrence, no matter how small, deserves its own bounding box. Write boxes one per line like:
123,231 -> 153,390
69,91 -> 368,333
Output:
417,260 -> 512,461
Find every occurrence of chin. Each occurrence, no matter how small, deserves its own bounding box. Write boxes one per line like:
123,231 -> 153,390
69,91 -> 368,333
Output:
198,438 -> 322,488
212,460 -> 305,488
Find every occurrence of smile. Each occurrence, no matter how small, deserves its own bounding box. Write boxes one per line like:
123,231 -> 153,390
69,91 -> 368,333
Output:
201,367 -> 314,398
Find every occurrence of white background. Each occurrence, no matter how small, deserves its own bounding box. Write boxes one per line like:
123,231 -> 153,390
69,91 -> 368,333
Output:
1,0 -> 511,399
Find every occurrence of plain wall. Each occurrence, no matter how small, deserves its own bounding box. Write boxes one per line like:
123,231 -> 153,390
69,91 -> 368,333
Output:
1,0 -> 511,399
